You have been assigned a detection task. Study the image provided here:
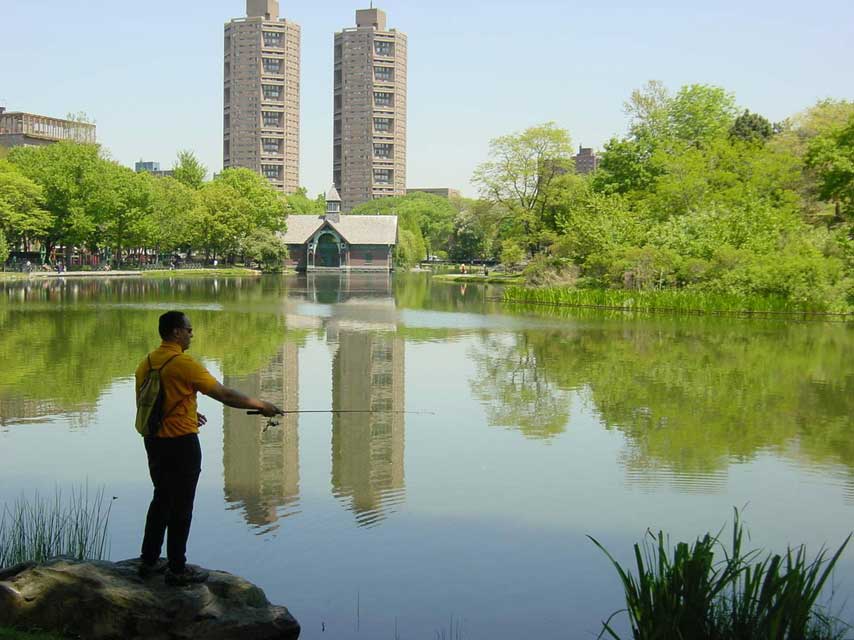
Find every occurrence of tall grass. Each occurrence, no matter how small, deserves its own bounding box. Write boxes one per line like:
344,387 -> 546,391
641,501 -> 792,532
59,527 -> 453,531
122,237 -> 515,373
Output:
0,485 -> 113,568
590,512 -> 852,640
504,286 -> 846,316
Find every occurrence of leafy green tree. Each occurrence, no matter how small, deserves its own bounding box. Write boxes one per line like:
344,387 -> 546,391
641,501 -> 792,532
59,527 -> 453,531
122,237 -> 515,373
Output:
472,122 -> 574,254
95,163 -> 155,265
0,228 -> 8,264
8,142 -> 104,261
240,227 -> 289,271
350,193 -> 429,266
806,115 -> 854,222
500,239 -> 525,269
214,168 -> 286,233
147,176 -> 200,254
0,159 -> 52,248
730,110 -> 774,143
669,84 -> 738,146
286,187 -> 325,214
172,150 -> 207,189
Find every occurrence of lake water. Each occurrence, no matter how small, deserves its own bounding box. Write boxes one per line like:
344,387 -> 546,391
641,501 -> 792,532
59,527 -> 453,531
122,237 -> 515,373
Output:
1,273 -> 852,639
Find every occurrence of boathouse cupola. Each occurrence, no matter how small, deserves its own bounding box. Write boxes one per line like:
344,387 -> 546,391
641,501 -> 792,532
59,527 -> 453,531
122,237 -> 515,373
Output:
325,185 -> 342,222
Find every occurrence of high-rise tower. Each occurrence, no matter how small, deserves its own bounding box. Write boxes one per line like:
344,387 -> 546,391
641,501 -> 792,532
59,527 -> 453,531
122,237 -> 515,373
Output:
333,8 -> 407,212
224,0 -> 300,193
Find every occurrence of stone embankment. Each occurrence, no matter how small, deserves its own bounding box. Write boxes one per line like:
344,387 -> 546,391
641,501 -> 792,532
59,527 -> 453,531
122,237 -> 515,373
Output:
0,557 -> 300,639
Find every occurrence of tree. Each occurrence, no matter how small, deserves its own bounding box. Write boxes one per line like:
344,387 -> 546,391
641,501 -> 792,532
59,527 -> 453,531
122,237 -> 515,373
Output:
8,142 -> 104,261
472,122 -> 574,254
730,110 -> 774,143
286,187 -> 324,214
240,228 -> 288,271
172,150 -> 207,189
0,160 -> 52,249
147,176 -> 201,254
806,116 -> 854,222
669,84 -> 738,146
95,164 -> 154,265
214,168 -> 286,234
0,228 -> 8,265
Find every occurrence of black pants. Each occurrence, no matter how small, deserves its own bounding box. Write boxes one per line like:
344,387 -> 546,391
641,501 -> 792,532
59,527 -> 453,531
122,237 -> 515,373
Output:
140,433 -> 202,573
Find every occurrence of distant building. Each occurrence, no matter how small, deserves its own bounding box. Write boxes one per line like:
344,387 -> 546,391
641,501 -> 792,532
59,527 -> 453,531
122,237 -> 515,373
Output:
224,0 -> 301,193
334,7 -> 407,212
134,160 -> 174,178
573,146 -> 600,174
406,188 -> 460,199
280,186 -> 397,271
0,107 -> 96,149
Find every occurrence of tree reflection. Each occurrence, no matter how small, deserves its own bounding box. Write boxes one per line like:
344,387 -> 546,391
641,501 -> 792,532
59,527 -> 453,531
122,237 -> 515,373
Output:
468,333 -> 572,439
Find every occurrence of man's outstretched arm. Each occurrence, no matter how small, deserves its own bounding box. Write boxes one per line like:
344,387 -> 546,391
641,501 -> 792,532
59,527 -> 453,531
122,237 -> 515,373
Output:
204,382 -> 282,417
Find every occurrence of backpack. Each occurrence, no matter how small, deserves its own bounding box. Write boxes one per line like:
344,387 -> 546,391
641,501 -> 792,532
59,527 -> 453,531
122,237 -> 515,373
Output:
135,353 -> 181,437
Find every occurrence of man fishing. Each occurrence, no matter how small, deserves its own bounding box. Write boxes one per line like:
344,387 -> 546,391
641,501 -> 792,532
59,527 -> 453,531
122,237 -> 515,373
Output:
135,310 -> 282,586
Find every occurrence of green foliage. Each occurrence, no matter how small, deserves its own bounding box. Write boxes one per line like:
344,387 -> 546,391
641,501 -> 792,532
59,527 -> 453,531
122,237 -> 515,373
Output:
349,193 -> 437,266
0,228 -> 8,264
0,160 -> 52,244
499,239 -> 524,268
472,122 -> 574,253
240,227 -> 288,271
806,115 -> 854,222
730,110 -> 774,143
0,628 -> 69,640
171,150 -> 207,189
285,187 -> 324,214
0,485 -> 113,568
591,512 -> 851,640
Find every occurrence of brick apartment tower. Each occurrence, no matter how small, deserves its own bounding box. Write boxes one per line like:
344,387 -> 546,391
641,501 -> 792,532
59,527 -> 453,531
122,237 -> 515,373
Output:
333,8 -> 407,212
224,0 -> 300,193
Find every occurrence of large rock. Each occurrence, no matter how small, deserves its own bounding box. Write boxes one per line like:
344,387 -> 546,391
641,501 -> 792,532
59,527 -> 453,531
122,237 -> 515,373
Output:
0,557 -> 300,639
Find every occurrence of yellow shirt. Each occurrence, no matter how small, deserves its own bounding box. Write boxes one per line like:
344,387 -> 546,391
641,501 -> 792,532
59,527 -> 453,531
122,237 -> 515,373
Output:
135,341 -> 218,438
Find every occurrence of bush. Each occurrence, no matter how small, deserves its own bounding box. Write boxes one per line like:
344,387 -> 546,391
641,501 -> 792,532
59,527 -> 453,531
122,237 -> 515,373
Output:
522,254 -> 578,286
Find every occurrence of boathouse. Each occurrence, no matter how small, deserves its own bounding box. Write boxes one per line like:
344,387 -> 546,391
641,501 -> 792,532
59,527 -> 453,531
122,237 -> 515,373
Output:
280,187 -> 398,272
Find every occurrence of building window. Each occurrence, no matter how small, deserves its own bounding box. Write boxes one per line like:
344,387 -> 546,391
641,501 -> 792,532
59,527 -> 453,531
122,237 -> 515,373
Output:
224,113 -> 230,129
262,84 -> 283,100
263,31 -> 283,47
374,92 -> 393,107
334,69 -> 342,86
334,120 -> 341,137
373,168 -> 393,185
374,117 -> 393,133
334,95 -> 342,112
262,164 -> 282,180
374,41 -> 394,57
223,140 -> 230,159
374,143 -> 392,159
374,66 -> 394,82
372,373 -> 392,386
263,58 -> 282,74
262,138 -> 283,154
224,87 -> 230,103
262,111 -> 283,127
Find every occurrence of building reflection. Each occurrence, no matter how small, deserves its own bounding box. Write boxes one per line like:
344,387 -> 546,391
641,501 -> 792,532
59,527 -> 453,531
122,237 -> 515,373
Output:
220,272 -> 407,530
330,329 -> 405,527
222,342 -> 300,533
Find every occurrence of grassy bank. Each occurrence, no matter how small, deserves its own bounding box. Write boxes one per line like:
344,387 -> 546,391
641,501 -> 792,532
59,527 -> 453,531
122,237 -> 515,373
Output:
141,267 -> 264,279
0,272 -> 27,281
504,286 -> 852,317
433,273 -> 524,285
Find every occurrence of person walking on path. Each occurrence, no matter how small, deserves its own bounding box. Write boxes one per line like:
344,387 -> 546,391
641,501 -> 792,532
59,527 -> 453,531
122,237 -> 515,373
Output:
135,310 -> 282,586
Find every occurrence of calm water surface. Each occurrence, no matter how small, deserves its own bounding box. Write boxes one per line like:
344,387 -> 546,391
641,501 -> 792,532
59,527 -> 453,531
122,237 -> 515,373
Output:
1,274 -> 853,639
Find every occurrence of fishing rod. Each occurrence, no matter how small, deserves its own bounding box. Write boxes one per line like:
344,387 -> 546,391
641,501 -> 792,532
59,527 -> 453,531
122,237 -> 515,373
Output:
246,410 -> 434,415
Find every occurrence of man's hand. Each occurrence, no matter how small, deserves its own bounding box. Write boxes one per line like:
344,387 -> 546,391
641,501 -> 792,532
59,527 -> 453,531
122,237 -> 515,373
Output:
198,412 -> 207,428
258,401 -> 283,418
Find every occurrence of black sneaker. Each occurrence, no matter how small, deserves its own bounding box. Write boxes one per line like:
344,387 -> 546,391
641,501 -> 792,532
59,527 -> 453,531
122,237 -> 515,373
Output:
137,557 -> 168,578
164,565 -> 209,586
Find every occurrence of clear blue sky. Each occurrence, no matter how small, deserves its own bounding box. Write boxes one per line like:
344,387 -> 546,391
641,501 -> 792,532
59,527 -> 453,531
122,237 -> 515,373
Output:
2,0 -> 852,197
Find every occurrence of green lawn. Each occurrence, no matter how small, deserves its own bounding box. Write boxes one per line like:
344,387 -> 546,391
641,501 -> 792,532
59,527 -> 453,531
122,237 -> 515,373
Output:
432,273 -> 524,285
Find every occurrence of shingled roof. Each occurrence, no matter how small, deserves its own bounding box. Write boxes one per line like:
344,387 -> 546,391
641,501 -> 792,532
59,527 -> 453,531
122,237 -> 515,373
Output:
280,215 -> 398,245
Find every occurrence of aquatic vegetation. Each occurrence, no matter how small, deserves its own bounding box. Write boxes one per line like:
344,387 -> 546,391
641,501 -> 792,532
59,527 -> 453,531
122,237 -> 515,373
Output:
590,512 -> 852,640
503,286 -> 848,316
0,485 -> 113,568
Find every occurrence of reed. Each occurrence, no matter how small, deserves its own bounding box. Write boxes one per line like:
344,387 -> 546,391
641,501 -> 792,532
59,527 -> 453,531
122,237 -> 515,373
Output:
0,485 -> 113,568
503,286 -> 843,316
590,512 -> 851,640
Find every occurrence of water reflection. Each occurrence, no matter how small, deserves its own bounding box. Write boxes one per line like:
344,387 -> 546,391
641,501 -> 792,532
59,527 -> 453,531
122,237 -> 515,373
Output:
330,331 -> 405,527
222,343 -> 301,533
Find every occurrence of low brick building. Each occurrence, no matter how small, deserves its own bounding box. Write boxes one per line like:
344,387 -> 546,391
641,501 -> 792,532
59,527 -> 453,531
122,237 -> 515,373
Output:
280,186 -> 397,271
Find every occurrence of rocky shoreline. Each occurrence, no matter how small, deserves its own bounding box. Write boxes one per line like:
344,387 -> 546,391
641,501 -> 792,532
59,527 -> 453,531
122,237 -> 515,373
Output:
0,558 -> 300,639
